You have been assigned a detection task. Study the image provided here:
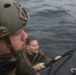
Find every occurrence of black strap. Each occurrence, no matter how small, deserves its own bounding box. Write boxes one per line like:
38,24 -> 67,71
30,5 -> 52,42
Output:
32,53 -> 40,62
62,48 -> 76,57
3,35 -> 18,56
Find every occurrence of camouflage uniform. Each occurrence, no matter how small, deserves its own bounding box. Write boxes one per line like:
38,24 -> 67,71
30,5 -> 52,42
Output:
0,53 -> 40,75
25,50 -> 49,66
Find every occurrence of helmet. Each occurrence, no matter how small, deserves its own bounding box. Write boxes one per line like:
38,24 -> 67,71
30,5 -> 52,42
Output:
0,0 -> 28,39
0,0 -> 28,56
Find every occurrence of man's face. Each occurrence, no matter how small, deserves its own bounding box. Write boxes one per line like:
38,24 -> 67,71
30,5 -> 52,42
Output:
0,30 -> 28,54
27,40 -> 39,54
10,30 -> 28,52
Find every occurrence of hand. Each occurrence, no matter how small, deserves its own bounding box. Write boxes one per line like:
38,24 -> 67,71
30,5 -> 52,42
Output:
33,63 -> 45,71
54,56 -> 61,60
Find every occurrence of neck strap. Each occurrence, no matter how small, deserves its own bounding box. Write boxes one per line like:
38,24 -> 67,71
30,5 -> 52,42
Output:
3,35 -> 18,57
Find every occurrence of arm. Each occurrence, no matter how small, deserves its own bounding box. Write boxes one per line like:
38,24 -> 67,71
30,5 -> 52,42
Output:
32,51 -> 49,71
15,55 -> 40,75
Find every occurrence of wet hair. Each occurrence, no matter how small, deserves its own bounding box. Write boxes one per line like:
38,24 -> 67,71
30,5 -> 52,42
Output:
26,36 -> 37,45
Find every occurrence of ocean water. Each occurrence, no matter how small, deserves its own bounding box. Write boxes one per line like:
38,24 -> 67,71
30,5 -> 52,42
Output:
17,0 -> 76,58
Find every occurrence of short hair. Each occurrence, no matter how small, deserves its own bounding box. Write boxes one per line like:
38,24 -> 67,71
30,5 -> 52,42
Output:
26,36 -> 37,45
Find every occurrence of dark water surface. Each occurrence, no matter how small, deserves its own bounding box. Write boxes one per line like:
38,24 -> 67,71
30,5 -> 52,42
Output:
17,0 -> 76,58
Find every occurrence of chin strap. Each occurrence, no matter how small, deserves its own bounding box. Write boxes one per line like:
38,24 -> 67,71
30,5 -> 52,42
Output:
3,35 -> 18,57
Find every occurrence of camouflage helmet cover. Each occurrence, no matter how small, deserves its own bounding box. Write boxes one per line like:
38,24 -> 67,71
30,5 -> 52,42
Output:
0,0 -> 28,39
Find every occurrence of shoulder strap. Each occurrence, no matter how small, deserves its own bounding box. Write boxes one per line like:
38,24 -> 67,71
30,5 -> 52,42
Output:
32,53 -> 40,62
